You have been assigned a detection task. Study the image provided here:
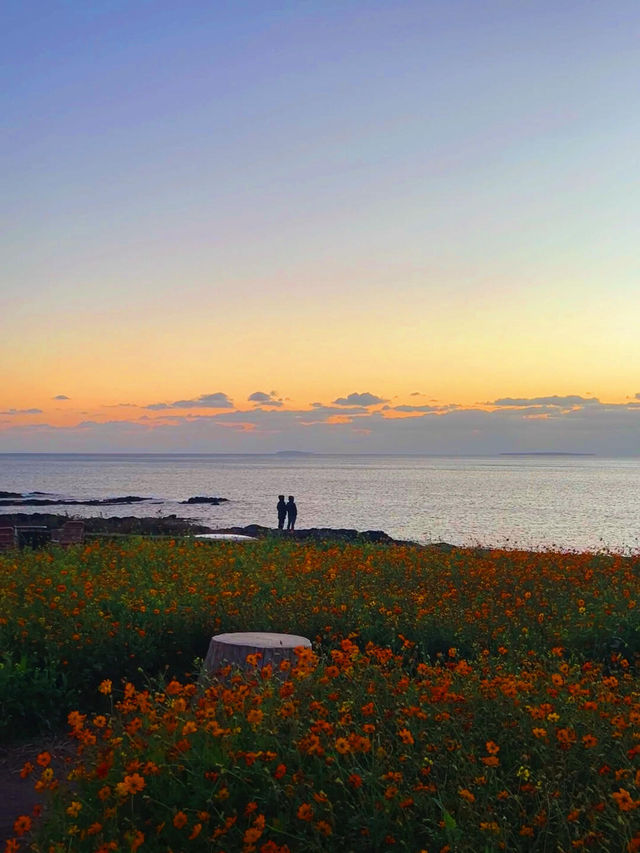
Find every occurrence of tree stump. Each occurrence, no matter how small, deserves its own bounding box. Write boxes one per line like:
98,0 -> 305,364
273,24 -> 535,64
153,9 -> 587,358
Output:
202,631 -> 312,681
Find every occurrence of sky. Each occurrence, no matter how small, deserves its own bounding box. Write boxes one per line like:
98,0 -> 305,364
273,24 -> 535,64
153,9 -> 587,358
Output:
2,0 -> 640,454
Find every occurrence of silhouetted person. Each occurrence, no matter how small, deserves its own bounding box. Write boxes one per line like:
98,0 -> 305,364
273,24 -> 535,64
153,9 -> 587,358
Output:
277,495 -> 287,530
286,495 -> 297,530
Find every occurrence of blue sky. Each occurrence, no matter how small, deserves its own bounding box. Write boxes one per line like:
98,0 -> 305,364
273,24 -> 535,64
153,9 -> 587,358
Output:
2,1 -> 640,452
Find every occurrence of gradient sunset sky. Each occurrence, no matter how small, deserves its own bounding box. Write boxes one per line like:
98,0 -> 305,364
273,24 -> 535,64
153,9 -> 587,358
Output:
3,1 -> 639,454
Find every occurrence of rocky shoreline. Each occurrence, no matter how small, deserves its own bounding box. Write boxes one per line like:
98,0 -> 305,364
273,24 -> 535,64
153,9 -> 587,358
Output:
0,493 -> 228,508
0,512 -> 433,546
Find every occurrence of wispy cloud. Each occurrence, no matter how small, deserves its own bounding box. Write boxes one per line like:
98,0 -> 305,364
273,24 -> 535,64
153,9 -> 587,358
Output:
383,404 -> 455,413
52,395 -> 70,400
146,392 -> 234,410
1,408 -> 43,415
487,396 -> 600,408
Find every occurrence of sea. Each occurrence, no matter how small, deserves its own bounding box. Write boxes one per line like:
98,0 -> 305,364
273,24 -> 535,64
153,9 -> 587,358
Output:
1,453 -> 639,553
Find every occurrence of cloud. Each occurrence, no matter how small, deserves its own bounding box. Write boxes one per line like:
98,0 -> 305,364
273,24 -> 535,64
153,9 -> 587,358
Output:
487,395 -> 600,408
1,408 -> 43,415
52,395 -> 70,400
3,394 -> 640,455
146,392 -> 234,410
104,402 -> 140,408
303,405 -> 377,418
332,392 -> 388,407
248,391 -> 284,407
383,404 -> 449,413
636,393 -> 640,400
173,393 -> 234,409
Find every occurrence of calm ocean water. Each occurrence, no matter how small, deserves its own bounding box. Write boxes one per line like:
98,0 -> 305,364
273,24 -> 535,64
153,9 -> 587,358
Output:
1,453 -> 639,552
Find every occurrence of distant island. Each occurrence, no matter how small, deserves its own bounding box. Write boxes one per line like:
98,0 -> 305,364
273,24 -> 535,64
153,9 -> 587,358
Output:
274,450 -> 316,456
500,452 -> 596,457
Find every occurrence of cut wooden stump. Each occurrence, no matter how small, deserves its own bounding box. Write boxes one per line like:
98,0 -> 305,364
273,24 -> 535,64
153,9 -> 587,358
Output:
202,631 -> 311,681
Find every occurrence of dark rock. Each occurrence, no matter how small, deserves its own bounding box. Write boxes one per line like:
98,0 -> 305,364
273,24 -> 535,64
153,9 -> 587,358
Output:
0,512 -> 211,537
181,496 -> 229,505
213,525 -> 416,546
0,496 -> 152,507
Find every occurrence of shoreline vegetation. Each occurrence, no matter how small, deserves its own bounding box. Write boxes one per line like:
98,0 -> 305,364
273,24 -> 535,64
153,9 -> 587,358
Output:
2,530 -> 640,849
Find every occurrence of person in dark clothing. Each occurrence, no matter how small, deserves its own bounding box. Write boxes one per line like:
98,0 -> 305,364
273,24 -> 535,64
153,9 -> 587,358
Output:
286,495 -> 297,530
277,495 -> 287,530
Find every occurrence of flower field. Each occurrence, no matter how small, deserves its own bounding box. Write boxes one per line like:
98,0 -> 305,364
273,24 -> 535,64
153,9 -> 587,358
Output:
2,537 -> 640,851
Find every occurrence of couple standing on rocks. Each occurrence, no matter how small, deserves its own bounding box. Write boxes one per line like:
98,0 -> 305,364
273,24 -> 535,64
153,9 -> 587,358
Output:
277,495 -> 297,531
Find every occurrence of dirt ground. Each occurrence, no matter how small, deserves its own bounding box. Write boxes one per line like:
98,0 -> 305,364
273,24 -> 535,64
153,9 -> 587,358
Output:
0,736 -> 75,845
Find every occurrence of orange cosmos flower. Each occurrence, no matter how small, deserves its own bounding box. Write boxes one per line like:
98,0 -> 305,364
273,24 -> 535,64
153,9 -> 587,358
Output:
98,679 -> 112,694
296,803 -> 313,821
66,801 -> 82,817
117,773 -> 145,796
67,711 -> 86,730
247,709 -> 264,725
398,728 -> 414,745
173,811 -> 188,828
335,737 -> 351,754
556,728 -> 577,748
188,823 -> 202,840
612,789 -> 639,812
485,741 -> 500,754
13,814 -> 32,836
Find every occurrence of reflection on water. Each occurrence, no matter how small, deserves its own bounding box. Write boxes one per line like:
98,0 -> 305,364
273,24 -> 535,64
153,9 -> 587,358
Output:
1,453 -> 639,552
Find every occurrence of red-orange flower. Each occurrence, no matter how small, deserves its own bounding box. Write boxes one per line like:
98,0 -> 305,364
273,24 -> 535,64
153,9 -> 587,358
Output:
13,815 -> 32,836
296,803 -> 313,821
173,810 -> 188,828
612,789 -> 639,812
